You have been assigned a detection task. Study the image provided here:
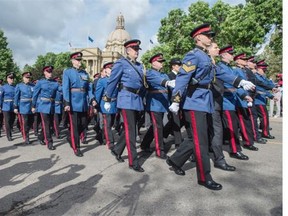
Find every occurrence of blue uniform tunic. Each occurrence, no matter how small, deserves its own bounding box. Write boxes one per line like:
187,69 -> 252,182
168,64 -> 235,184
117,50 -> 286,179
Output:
0,84 -> 15,112
55,85 -> 63,114
95,77 -> 118,114
172,48 -> 241,112
105,58 -> 146,111
62,67 -> 94,112
254,73 -> 275,105
217,62 -> 247,111
32,79 -> 59,114
145,69 -> 170,113
14,82 -> 34,114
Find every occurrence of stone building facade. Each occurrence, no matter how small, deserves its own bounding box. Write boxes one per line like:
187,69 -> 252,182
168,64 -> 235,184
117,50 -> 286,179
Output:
71,14 -> 131,76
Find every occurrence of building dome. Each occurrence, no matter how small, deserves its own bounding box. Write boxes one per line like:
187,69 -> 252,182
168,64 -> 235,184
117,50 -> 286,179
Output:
105,14 -> 131,55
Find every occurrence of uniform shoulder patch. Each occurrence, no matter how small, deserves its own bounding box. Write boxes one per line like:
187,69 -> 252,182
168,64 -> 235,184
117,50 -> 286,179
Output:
182,61 -> 196,73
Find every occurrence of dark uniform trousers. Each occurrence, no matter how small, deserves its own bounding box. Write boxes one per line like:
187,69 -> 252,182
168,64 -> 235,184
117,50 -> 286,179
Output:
67,111 -> 87,152
33,113 -> 41,136
39,113 -> 54,147
53,113 -> 62,138
102,113 -> 115,149
236,107 -> 254,146
208,110 -> 226,165
163,110 -> 183,145
3,111 -> 16,139
248,105 -> 261,141
256,104 -> 270,137
19,114 -> 34,142
170,110 -> 212,182
141,111 -> 165,156
113,109 -> 139,168
222,110 -> 242,153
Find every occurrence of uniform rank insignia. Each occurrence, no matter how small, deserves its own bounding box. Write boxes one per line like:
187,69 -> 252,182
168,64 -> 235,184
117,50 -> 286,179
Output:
172,91 -> 181,103
102,95 -> 111,102
182,61 -> 196,73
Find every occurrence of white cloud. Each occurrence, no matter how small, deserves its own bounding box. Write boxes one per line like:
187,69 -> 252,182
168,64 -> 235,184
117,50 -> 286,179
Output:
1,0 -> 245,69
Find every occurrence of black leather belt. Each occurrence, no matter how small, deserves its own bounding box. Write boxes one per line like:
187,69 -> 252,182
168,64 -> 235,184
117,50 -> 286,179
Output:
186,84 -> 211,97
119,84 -> 141,94
197,84 -> 211,89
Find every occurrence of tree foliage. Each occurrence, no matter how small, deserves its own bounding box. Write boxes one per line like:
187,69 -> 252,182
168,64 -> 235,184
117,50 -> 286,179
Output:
141,0 -> 282,76
23,52 -> 72,80
0,29 -> 20,81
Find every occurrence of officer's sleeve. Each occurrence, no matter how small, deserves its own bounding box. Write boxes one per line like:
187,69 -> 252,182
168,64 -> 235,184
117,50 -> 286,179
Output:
103,61 -> 123,102
62,69 -> 71,107
95,78 -> 105,103
236,87 -> 248,100
88,82 -> 96,104
265,90 -> 274,99
171,52 -> 198,103
146,69 -> 169,87
32,81 -> 41,108
255,74 -> 275,90
216,66 -> 242,87
14,84 -> 20,109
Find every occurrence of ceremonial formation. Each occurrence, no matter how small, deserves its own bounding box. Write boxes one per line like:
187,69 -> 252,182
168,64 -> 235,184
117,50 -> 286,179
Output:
0,24 -> 282,191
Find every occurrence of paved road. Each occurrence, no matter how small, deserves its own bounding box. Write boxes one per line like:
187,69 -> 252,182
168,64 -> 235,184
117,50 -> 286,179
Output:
0,117 -> 282,216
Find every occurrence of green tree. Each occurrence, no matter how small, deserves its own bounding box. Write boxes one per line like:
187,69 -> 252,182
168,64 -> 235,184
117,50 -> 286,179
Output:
142,0 -> 282,75
24,52 -> 71,80
0,29 -> 20,80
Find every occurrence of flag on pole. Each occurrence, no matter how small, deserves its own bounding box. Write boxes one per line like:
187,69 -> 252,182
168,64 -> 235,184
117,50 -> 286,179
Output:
88,36 -> 94,43
69,42 -> 72,47
149,39 -> 154,44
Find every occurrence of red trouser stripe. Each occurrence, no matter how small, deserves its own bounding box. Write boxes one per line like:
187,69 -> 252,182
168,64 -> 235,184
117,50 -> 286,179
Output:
68,112 -> 77,152
248,108 -> 257,140
121,110 -> 133,166
53,115 -> 59,138
21,115 -> 26,140
189,111 -> 205,182
80,131 -> 84,142
151,112 -> 160,156
259,105 -> 268,136
237,108 -> 250,145
17,112 -> 25,138
40,113 -> 48,146
103,114 -> 110,149
224,110 -> 237,153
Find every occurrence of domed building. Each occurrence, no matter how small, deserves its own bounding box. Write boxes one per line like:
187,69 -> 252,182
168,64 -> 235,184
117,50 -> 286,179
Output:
71,14 -> 131,77
104,13 -> 131,54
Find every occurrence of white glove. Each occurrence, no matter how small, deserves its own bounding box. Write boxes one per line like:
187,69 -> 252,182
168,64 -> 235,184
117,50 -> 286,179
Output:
247,102 -> 253,107
166,80 -> 175,88
169,102 -> 179,114
104,102 -> 111,112
239,80 -> 255,91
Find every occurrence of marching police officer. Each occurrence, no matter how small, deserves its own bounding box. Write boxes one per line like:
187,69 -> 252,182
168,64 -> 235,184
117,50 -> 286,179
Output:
233,53 -> 258,151
140,53 -> 175,159
167,24 -> 254,190
254,62 -> 276,139
95,62 -> 117,150
14,72 -> 34,145
206,43 -> 237,171
103,39 -> 146,172
218,46 -> 250,161
62,51 -> 96,157
0,73 -> 16,141
32,66 -> 59,150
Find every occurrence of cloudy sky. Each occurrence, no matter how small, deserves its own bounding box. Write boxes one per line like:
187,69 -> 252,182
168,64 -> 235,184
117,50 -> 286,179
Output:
0,0 -> 246,69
